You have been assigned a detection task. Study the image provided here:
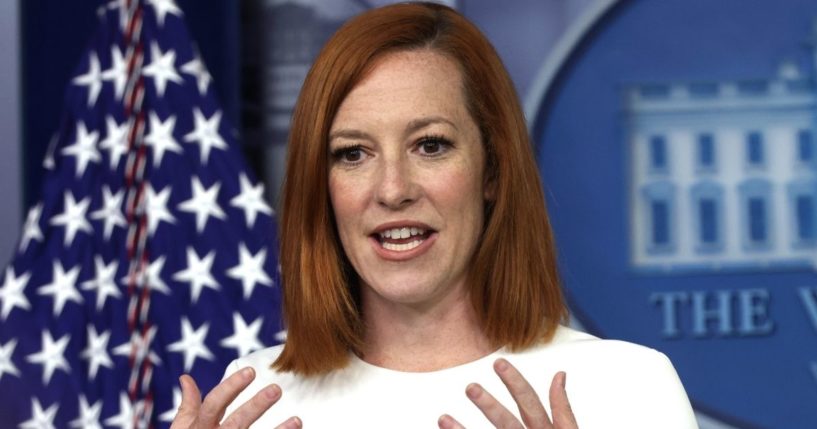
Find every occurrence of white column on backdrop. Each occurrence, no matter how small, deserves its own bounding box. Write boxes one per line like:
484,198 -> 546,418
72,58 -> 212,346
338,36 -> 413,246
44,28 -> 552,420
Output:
0,1 -> 21,267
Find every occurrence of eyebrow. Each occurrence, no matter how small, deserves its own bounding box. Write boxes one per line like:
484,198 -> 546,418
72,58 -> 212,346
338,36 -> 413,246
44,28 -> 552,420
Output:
328,129 -> 374,143
328,116 -> 458,143
405,116 -> 459,134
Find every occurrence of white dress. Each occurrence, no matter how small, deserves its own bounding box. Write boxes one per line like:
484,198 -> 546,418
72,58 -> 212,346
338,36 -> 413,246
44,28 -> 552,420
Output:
223,326 -> 698,428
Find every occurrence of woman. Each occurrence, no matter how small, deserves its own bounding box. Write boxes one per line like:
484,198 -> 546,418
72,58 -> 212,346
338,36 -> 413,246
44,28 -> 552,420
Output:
171,3 -> 697,428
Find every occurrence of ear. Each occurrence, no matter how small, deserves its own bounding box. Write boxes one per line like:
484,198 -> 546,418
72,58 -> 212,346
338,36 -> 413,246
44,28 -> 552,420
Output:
483,175 -> 497,202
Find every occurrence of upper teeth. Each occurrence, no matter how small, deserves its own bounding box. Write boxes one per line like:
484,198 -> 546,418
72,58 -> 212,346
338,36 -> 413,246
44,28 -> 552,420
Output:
380,227 -> 425,239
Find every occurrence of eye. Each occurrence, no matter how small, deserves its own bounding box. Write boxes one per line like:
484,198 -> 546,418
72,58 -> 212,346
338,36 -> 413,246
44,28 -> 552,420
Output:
417,136 -> 452,156
331,145 -> 368,165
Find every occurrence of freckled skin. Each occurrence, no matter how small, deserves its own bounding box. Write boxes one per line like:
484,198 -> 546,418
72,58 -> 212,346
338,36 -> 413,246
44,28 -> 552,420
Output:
328,50 -> 488,315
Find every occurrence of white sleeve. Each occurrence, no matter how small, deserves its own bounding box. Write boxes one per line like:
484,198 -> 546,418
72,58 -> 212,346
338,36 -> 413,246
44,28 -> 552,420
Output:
633,350 -> 698,429
565,344 -> 698,429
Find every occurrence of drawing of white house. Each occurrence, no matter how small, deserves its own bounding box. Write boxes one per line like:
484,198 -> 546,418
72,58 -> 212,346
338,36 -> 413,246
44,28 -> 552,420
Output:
627,34 -> 817,272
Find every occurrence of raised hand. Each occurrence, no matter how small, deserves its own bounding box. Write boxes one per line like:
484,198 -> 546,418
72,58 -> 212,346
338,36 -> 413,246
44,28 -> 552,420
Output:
170,368 -> 301,429
439,359 -> 578,429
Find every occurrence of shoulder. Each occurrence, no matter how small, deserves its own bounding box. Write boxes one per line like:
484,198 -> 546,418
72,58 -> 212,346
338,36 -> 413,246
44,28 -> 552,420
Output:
529,325 -> 675,367
224,344 -> 358,401
507,326 -> 698,428
229,344 -> 286,374
222,344 -> 289,409
528,325 -> 687,385
222,344 -> 286,383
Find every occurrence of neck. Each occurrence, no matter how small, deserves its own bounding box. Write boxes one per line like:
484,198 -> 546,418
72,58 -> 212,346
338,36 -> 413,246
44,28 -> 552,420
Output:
359,286 -> 494,372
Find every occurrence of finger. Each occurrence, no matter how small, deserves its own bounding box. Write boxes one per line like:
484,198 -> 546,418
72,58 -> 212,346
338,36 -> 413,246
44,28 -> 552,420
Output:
548,372 -> 578,429
438,414 -> 466,429
196,367 -> 257,427
220,384 -> 283,429
274,416 -> 303,429
170,375 -> 202,428
494,358 -> 552,429
465,383 -> 524,429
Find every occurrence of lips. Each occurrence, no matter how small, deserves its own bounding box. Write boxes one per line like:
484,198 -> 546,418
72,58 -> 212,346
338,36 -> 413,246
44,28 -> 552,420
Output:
371,223 -> 437,255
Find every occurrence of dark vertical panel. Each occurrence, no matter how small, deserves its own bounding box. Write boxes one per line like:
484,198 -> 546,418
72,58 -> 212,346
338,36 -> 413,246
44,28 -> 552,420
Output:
177,0 -> 240,126
699,198 -> 716,244
748,198 -> 766,242
797,195 -> 814,240
651,200 -> 669,245
798,129 -> 813,162
650,135 -> 666,169
21,1 -> 99,209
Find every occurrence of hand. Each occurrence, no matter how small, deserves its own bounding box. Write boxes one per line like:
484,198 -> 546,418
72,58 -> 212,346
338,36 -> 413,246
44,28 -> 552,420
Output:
439,358 -> 578,429
170,367 -> 301,429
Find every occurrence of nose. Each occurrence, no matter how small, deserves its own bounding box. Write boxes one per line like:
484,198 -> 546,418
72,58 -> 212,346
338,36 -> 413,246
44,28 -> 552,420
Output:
375,154 -> 419,210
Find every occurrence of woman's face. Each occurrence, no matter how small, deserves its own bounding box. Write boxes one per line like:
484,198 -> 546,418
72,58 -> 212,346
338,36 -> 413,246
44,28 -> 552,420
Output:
328,50 -> 488,310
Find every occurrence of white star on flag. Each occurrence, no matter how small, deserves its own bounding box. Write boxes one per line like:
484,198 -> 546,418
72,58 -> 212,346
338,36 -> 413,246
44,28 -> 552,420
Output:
142,257 -> 172,295
72,52 -> 103,106
19,398 -> 59,429
0,339 -> 20,381
0,267 -> 31,320
230,173 -> 273,228
104,393 -> 143,429
112,326 -> 161,366
144,111 -> 183,167
81,256 -> 121,311
159,387 -> 182,422
19,203 -> 44,252
37,261 -> 83,317
178,177 -> 226,232
148,0 -> 183,26
101,46 -> 127,100
68,395 -> 103,429
43,134 -> 58,170
90,186 -> 126,240
172,247 -> 219,303
181,55 -> 211,95
145,185 -> 177,235
80,325 -> 114,380
99,115 -> 129,170
183,108 -> 227,164
167,317 -> 214,371
143,42 -> 183,97
25,331 -> 71,385
220,313 -> 264,357
61,121 -> 101,177
227,243 -> 273,299
105,0 -> 128,31
50,191 -> 93,247
122,255 -> 172,295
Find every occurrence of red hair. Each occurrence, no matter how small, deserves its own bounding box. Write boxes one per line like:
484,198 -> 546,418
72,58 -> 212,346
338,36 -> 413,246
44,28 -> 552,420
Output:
276,2 -> 566,375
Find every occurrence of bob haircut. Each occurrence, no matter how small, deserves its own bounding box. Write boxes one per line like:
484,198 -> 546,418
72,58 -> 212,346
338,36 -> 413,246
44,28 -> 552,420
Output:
276,1 -> 566,375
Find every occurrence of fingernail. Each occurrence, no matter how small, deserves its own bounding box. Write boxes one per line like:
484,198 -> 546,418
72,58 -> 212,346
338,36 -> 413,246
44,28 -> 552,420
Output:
559,371 -> 567,389
495,358 -> 508,373
438,414 -> 453,429
241,367 -> 254,380
263,384 -> 282,401
286,416 -> 302,428
465,383 -> 482,400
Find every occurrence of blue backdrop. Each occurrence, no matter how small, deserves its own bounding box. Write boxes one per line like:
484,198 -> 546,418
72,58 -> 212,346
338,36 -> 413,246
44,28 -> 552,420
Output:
533,1 -> 817,427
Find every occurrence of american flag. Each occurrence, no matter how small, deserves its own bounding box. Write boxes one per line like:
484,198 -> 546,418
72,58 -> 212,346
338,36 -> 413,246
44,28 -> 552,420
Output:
0,0 -> 284,427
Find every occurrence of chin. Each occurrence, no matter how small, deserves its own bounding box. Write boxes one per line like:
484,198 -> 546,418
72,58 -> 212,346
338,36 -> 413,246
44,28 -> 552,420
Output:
361,273 -> 458,308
